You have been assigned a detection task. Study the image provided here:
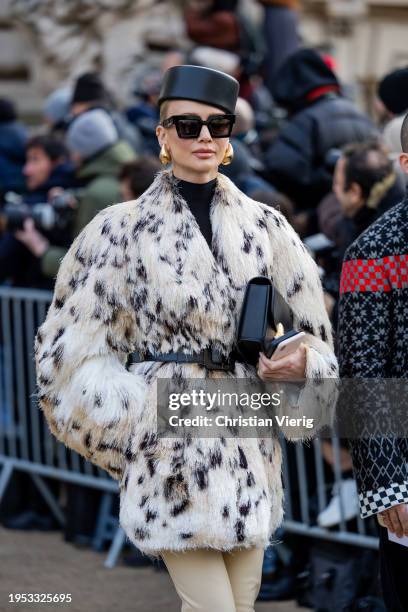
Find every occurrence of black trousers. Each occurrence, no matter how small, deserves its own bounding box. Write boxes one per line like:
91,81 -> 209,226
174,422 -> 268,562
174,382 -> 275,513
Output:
379,525 -> 408,612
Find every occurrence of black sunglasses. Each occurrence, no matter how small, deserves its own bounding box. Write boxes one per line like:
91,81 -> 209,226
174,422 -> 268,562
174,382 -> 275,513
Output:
161,114 -> 236,139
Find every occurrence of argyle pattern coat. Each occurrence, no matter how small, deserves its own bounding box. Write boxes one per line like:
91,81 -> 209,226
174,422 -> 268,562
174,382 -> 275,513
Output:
35,170 -> 337,556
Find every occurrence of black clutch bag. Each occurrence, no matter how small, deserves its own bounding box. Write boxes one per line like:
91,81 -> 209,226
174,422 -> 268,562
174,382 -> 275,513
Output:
235,276 -> 294,366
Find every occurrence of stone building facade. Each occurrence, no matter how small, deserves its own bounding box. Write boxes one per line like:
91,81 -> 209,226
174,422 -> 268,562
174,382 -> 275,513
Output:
301,0 -> 408,112
0,0 -> 407,119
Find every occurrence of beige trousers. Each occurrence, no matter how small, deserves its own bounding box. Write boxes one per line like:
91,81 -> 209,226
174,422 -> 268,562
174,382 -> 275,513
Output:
160,546 -> 264,612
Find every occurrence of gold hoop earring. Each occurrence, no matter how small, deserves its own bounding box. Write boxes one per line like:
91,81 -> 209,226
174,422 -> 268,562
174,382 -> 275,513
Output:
221,142 -> 234,166
159,144 -> 172,165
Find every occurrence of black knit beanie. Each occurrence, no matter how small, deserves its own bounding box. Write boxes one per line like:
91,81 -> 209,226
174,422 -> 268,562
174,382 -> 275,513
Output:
378,67 -> 408,115
0,98 -> 17,123
71,72 -> 106,104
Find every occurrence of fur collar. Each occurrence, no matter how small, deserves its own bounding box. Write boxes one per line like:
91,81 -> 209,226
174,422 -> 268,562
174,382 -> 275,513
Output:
133,169 -> 276,288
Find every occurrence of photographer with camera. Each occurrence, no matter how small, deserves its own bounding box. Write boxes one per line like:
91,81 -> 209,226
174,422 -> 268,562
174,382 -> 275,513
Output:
0,134 -> 76,289
34,108 -> 135,279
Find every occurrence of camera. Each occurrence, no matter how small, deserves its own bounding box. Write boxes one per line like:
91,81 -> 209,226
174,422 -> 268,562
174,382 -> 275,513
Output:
0,190 -> 80,233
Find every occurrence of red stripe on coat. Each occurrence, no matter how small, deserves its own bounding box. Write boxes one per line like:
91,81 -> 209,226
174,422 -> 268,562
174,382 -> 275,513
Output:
340,254 -> 408,294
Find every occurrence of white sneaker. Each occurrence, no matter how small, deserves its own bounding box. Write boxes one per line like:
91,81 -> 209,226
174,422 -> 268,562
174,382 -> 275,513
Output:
317,478 -> 359,527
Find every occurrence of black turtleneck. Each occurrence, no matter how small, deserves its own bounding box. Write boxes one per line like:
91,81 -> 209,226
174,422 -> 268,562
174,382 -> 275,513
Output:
176,176 -> 216,247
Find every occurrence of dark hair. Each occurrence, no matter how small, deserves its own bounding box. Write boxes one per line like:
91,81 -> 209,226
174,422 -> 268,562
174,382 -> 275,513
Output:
401,112 -> 408,153
119,157 -> 162,199
26,134 -> 68,161
342,140 -> 393,201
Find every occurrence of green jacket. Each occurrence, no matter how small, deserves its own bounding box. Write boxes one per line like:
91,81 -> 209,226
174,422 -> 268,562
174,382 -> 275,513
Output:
41,140 -> 135,278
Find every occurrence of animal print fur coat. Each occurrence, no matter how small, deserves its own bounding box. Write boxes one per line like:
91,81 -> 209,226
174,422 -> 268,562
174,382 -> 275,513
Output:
35,170 -> 338,557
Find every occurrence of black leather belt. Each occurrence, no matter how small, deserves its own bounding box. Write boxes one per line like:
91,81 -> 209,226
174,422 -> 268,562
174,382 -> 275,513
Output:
126,348 -> 235,371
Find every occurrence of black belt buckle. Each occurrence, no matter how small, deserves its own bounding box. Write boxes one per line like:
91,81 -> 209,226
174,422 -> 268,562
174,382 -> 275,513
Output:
126,350 -> 144,368
203,348 -> 233,371
126,351 -> 136,369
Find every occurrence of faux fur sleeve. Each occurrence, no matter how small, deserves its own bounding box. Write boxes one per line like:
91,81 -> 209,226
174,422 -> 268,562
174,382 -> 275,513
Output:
265,207 -> 338,439
34,204 -> 146,480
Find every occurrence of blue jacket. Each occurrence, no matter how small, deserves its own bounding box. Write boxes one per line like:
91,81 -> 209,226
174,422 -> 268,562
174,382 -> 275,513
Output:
0,121 -> 27,194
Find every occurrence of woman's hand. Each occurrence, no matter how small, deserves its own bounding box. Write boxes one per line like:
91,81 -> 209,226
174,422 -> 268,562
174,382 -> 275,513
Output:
257,343 -> 307,382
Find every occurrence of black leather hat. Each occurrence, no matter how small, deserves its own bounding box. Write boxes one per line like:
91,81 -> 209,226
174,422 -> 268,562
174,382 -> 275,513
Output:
158,65 -> 239,114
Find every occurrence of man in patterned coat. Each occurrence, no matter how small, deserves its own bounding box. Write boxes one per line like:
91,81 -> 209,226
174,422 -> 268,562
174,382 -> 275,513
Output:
338,115 -> 408,611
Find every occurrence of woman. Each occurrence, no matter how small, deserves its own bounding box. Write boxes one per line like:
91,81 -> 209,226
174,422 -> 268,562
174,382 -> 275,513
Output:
35,65 -> 337,611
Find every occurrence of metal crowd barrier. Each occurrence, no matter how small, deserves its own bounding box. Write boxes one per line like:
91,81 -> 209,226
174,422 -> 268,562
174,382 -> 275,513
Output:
281,437 -> 378,549
0,286 -> 378,570
0,285 -> 120,566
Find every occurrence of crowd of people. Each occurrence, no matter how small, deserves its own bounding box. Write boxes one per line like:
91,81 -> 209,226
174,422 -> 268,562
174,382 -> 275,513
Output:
1,54 -> 406,295
0,1 -> 407,609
